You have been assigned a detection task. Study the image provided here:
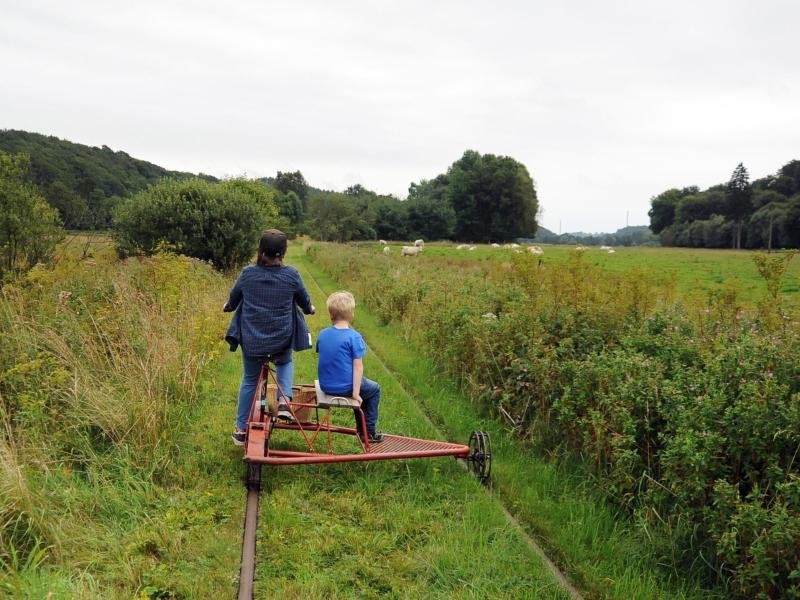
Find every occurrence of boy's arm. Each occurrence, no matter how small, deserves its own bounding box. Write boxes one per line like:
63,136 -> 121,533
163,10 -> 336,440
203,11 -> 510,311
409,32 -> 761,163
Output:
352,358 -> 363,402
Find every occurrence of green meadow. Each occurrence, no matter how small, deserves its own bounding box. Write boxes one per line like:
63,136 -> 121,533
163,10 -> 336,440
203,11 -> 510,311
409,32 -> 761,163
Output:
392,242 -> 799,312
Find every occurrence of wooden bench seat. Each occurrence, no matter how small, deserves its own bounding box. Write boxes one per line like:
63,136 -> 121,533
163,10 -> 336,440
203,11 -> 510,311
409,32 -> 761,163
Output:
314,379 -> 361,409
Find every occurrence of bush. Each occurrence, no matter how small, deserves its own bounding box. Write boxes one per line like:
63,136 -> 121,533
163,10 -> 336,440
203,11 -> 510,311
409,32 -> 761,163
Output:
113,178 -> 281,269
307,242 -> 800,597
0,151 -> 63,279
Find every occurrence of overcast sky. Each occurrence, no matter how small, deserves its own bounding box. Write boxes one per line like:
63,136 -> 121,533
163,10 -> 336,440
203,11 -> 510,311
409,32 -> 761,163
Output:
2,1 -> 798,233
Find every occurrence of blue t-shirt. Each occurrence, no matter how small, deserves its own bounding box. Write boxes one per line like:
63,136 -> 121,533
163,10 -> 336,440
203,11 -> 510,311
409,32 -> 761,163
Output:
316,326 -> 367,394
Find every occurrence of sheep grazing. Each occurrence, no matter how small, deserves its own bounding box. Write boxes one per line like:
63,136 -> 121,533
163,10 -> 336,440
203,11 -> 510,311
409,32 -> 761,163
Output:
456,244 -> 468,250
491,243 -> 500,248
528,246 -> 544,255
607,248 -> 616,254
401,245 -> 422,256
414,239 -> 425,248
600,245 -> 611,250
468,245 -> 476,251
379,239 -> 388,246
383,246 -> 391,254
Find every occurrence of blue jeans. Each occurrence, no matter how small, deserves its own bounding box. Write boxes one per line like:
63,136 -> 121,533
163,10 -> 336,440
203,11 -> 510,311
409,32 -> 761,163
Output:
339,377 -> 380,435
236,350 -> 293,430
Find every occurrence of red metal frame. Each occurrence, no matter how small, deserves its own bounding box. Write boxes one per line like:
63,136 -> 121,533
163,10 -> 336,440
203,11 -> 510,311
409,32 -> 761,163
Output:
243,362 -> 470,466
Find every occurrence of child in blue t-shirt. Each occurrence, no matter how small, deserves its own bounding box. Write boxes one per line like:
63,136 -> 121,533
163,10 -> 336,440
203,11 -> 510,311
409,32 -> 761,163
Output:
316,291 -> 383,443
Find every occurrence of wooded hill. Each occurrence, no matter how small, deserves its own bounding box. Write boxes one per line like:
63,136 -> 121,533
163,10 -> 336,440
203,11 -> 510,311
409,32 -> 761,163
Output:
648,160 -> 800,249
0,130 -> 216,229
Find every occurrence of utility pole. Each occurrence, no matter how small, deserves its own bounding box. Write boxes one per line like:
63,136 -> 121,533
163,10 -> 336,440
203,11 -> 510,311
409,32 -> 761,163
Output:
626,211 -> 629,228
558,220 -> 561,235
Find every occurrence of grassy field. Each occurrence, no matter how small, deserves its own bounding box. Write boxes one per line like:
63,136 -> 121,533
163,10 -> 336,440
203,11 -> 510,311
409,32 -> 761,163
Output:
389,242 -> 799,312
5,239 -> 795,598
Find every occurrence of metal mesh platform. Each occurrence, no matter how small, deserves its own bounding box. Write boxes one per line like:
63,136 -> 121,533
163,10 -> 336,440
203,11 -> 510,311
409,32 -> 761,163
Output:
365,434 -> 466,455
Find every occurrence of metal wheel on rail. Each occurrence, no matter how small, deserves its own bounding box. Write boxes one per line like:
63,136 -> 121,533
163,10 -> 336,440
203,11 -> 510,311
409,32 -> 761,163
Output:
467,431 -> 491,485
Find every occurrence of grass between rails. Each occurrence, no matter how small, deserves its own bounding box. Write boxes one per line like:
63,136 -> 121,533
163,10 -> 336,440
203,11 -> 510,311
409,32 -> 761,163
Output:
298,248 -> 723,600
247,249 -> 571,599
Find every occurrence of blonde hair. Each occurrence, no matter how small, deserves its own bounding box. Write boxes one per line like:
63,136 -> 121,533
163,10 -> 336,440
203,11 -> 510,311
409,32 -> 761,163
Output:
327,291 -> 356,322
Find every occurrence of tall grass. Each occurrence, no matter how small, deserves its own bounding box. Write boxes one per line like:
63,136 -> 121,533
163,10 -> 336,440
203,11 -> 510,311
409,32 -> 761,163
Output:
0,248 -> 224,594
307,242 -> 800,599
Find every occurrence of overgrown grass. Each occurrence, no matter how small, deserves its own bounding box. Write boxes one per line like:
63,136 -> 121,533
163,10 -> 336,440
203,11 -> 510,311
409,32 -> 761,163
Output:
305,242 -> 800,598
2,244 -> 573,598
0,247 -> 225,597
299,248 -> 719,600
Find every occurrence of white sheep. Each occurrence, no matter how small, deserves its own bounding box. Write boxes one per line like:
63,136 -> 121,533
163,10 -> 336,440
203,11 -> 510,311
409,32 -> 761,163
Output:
607,248 -> 616,254
491,243 -> 500,248
456,244 -> 468,250
468,245 -> 476,251
414,239 -> 425,247
379,239 -> 388,246
383,246 -> 391,254
600,245 -> 611,250
528,246 -> 544,255
401,246 -> 422,256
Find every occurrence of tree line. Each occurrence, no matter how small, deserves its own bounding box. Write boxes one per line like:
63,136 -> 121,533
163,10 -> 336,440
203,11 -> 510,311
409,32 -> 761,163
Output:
269,150 -> 539,244
1,134 -> 539,278
649,160 -> 800,249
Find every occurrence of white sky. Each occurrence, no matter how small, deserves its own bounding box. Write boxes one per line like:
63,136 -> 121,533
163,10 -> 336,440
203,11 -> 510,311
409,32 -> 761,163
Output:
2,0 -> 798,233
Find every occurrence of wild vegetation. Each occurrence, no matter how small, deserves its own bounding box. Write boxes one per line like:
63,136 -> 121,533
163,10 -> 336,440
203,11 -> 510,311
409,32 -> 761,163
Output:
1,241 -> 576,598
649,160 -> 800,249
113,177 -> 282,269
0,241 -> 225,596
308,242 -> 800,598
0,151 -> 63,280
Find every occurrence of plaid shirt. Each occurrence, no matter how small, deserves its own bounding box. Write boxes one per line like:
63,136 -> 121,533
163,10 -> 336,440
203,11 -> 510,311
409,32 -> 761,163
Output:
224,264 -> 313,357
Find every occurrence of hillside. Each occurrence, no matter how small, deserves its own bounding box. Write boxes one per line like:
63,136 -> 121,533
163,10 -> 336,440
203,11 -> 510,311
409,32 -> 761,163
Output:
531,224 -> 658,246
0,129 -> 216,228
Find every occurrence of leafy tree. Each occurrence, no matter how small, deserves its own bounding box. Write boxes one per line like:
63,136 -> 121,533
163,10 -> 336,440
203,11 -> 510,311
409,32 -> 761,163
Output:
752,189 -> 786,210
648,186 -> 698,233
747,202 -> 789,249
372,200 -> 408,240
0,151 -> 63,277
446,150 -> 538,242
274,190 -> 304,235
344,184 -> 369,197
46,181 -> 89,229
406,195 -> 455,240
783,195 -> 800,248
113,178 -> 278,269
274,170 -> 309,212
307,193 -> 374,242
725,163 -> 753,249
675,190 -> 725,223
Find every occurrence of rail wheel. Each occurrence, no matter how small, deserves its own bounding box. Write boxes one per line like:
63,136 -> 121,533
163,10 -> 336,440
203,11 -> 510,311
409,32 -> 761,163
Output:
467,431 -> 492,485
